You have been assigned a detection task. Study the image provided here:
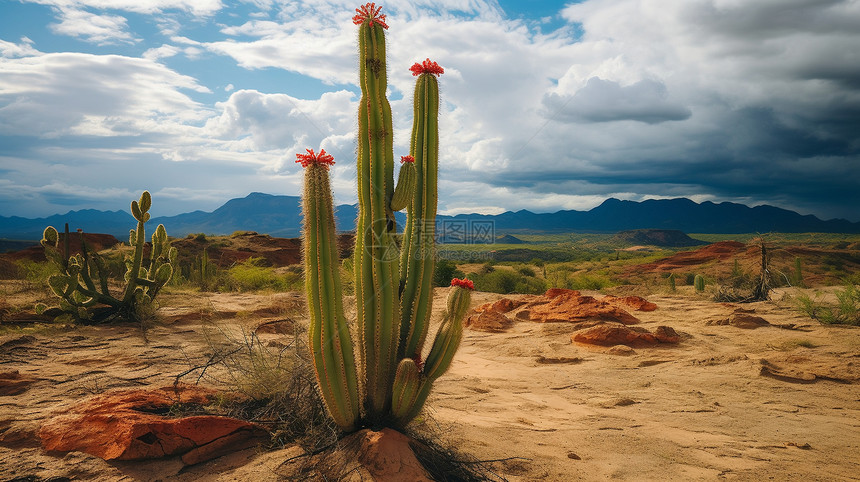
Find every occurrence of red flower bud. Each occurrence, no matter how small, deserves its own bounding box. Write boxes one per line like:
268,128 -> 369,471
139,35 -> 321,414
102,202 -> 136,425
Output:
400,155 -> 415,164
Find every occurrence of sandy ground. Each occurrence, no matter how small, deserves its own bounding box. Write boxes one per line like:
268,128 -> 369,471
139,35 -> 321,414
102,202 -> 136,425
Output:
1,286 -> 858,481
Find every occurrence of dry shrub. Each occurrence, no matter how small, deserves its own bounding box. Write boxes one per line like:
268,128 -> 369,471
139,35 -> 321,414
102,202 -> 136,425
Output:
183,322 -> 338,451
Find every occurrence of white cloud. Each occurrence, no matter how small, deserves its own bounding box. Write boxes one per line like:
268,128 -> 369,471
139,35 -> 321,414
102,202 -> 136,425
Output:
143,44 -> 180,61
0,38 -> 40,58
24,0 -> 223,16
2,0 -> 859,222
49,6 -> 137,44
0,49 -> 211,138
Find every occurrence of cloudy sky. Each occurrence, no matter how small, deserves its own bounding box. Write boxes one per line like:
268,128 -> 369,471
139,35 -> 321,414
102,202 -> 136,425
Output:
1,0 -> 859,222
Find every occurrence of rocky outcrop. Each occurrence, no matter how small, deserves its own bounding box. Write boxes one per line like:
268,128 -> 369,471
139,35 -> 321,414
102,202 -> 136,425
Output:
466,289 -> 659,330
528,289 -> 643,324
38,384 -> 268,464
465,310 -> 515,332
603,295 -> 658,312
572,322 -> 680,347
465,297 -> 527,332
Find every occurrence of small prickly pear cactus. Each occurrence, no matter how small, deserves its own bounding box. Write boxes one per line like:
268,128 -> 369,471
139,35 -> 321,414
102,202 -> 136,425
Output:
694,274 -> 705,293
297,3 -> 470,432
40,191 -> 177,323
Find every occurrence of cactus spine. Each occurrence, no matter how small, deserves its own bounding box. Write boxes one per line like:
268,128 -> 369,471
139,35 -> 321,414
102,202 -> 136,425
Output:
41,191 -> 176,323
297,3 -> 471,432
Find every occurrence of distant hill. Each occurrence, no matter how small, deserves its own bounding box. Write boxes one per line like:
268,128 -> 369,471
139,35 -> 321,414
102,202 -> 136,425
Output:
611,229 -> 708,247
2,194 -> 859,241
496,234 -> 526,244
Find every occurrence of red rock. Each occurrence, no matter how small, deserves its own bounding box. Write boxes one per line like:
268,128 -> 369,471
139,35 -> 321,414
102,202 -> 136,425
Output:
603,295 -> 658,312
476,298 -> 526,314
465,310 -> 514,332
0,370 -> 38,396
39,385 -> 268,463
346,428 -> 432,482
529,291 -> 641,325
654,326 -> 681,343
572,322 -> 680,347
545,288 -> 581,299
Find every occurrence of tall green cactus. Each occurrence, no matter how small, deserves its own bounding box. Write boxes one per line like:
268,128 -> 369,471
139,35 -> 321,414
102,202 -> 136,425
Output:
399,58 -> 444,363
297,3 -> 472,432
40,191 -> 176,323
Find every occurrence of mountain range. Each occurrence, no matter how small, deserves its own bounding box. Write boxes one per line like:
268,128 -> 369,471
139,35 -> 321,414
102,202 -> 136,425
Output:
1,193 -> 858,241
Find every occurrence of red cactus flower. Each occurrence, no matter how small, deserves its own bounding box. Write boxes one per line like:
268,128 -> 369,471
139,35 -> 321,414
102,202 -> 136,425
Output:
295,148 -> 335,169
410,58 -> 444,77
353,3 -> 388,29
400,155 -> 415,164
411,353 -> 424,372
451,278 -> 475,290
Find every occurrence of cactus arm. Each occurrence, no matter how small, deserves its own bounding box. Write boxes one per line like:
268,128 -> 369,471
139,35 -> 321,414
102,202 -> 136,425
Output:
298,150 -> 360,431
399,60 -> 443,360
122,192 -> 151,303
390,156 -> 416,212
354,5 -> 401,419
390,358 -> 422,421
393,278 -> 472,426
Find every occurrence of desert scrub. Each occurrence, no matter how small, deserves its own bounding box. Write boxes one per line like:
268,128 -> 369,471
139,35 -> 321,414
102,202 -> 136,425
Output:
225,258 -> 303,292
14,259 -> 58,291
469,267 -> 546,294
546,263 -> 617,291
433,259 -> 465,287
794,285 -> 860,325
191,324 -> 337,450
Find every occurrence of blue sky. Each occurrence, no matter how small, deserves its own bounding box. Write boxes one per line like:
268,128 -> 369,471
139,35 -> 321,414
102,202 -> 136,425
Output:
1,0 -> 859,222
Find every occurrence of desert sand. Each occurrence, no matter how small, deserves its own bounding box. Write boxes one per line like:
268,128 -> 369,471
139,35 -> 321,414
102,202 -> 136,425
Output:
1,285 -> 859,481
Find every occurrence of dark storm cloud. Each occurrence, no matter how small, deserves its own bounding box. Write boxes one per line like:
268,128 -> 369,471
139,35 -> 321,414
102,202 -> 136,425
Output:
543,78 -> 692,124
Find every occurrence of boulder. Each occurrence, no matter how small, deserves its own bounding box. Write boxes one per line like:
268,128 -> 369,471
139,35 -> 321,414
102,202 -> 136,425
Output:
708,310 -> 771,329
465,310 -> 514,332
479,298 -> 527,314
39,384 -> 268,464
572,322 -> 680,347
